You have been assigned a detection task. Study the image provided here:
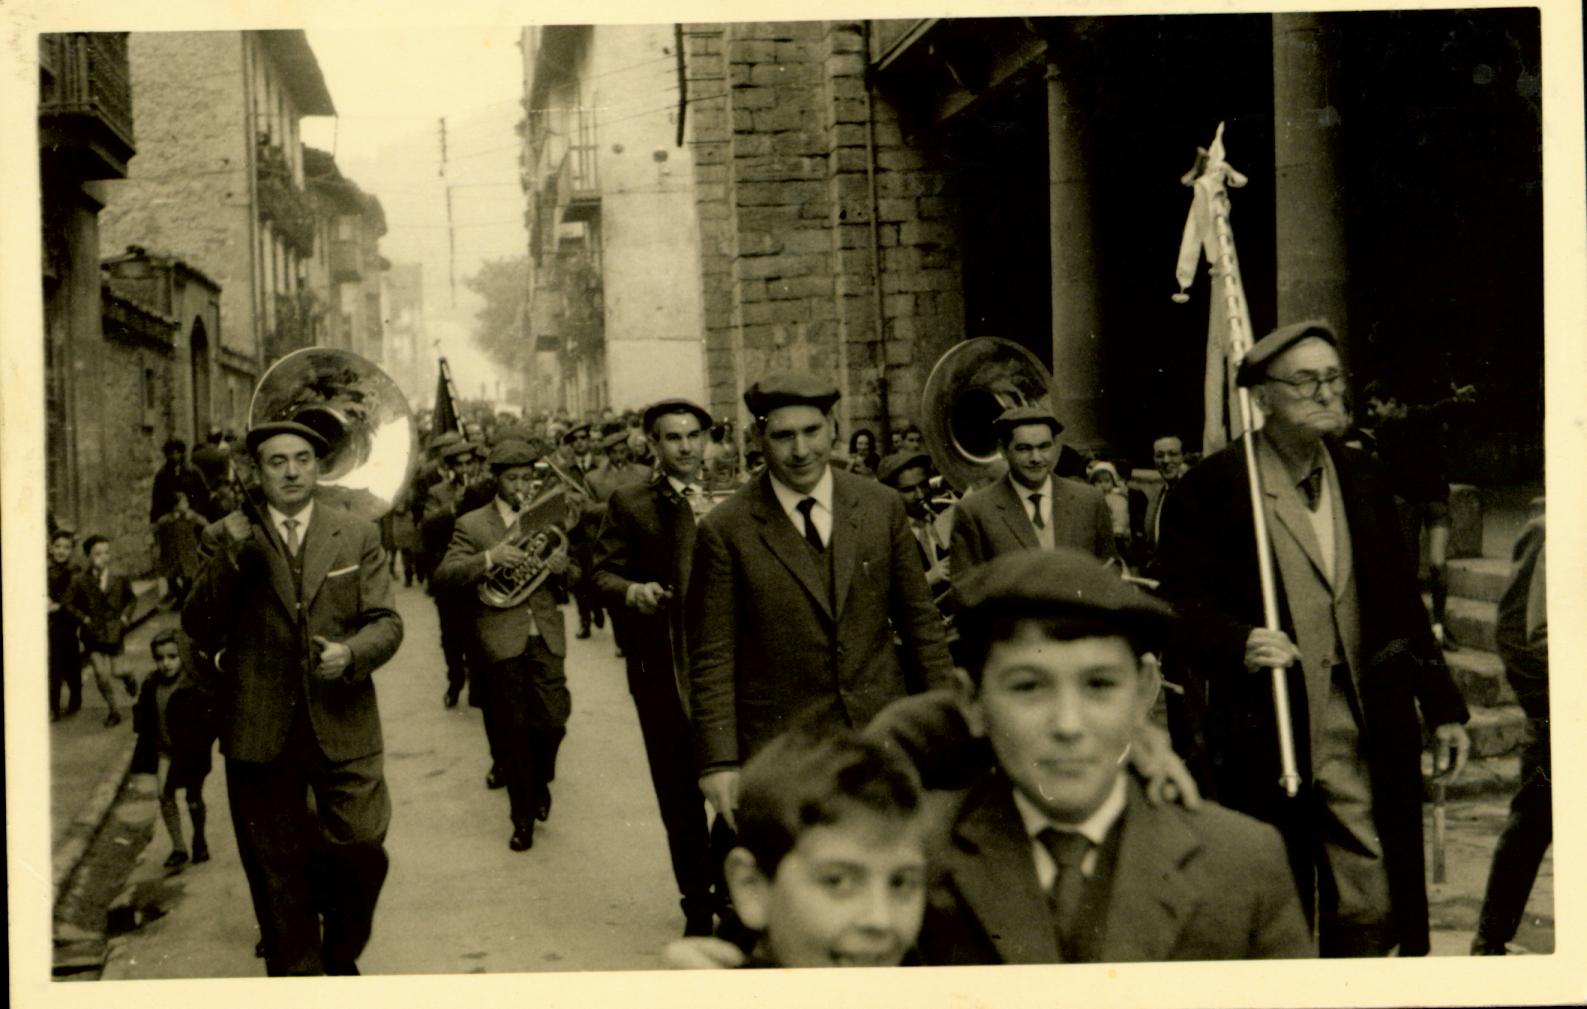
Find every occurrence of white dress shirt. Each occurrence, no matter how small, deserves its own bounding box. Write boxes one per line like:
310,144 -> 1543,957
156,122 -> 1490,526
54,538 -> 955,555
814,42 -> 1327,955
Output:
1011,774 -> 1127,889
769,466 -> 834,548
266,501 -> 314,557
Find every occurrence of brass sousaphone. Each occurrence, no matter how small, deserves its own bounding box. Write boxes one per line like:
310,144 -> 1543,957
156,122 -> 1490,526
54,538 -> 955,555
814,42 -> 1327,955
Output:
920,337 -> 1055,493
247,347 -> 417,522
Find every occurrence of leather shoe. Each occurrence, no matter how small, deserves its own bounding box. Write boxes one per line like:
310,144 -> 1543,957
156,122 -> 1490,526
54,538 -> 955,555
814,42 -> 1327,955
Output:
324,959 -> 360,976
104,710 -> 122,728
535,787 -> 552,823
164,849 -> 190,869
486,767 -> 506,790
576,626 -> 592,640
443,688 -> 461,708
192,841 -> 210,864
509,824 -> 535,851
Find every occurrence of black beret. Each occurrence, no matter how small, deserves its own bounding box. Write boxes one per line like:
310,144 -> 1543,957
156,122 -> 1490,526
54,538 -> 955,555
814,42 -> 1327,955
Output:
1236,320 -> 1339,388
561,423 -> 591,445
642,398 -> 713,433
488,439 -> 540,469
428,431 -> 464,454
743,371 -> 840,421
955,548 -> 1175,649
441,439 -> 479,462
876,451 -> 932,486
246,421 -> 329,458
600,429 -> 630,449
993,405 -> 1064,439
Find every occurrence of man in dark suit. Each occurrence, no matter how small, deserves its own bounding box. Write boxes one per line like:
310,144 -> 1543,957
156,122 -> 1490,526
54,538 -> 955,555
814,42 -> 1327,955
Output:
1156,320 -> 1470,957
872,549 -> 1313,964
948,405 -> 1119,575
687,372 -> 954,833
435,440 -> 575,852
182,421 -> 404,976
419,435 -> 485,708
592,398 -> 719,937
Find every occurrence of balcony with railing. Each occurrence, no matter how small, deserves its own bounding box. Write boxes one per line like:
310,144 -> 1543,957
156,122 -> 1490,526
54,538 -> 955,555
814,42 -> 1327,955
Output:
38,32 -> 135,180
558,107 -> 599,224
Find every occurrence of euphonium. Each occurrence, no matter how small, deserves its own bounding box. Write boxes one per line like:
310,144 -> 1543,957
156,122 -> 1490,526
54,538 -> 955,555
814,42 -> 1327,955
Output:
476,483 -> 572,609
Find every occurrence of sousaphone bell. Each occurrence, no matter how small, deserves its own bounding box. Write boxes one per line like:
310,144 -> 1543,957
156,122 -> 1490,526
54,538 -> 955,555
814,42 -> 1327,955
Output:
920,337 -> 1055,493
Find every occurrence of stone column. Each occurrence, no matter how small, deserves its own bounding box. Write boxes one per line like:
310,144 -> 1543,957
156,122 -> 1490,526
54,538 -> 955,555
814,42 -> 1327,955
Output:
1045,40 -> 1103,450
1272,12 -> 1350,349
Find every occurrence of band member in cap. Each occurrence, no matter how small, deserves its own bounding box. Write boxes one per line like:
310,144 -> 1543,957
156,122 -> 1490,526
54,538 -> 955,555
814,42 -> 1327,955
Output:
686,371 -> 954,837
1155,320 -> 1470,957
183,420 -> 403,975
949,405 -> 1120,574
422,437 -> 489,708
435,439 -> 576,852
557,423 -> 606,640
592,398 -> 721,937
875,548 -> 1312,964
877,450 -> 952,598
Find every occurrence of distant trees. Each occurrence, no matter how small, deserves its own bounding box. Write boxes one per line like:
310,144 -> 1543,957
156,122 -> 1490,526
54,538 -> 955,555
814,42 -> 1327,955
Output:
465,255 -> 531,373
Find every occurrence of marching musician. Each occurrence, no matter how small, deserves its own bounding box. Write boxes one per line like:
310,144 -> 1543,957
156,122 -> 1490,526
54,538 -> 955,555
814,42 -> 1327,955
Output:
182,421 -> 403,975
948,405 -> 1120,573
1155,320 -> 1470,956
558,423 -> 606,640
877,450 -> 952,597
435,440 -> 577,852
686,372 -> 954,839
422,436 -> 488,709
591,399 -> 720,938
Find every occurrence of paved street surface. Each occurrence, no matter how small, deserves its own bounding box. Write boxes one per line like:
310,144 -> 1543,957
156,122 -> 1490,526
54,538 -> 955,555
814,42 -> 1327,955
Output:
80,581 -> 1552,977
102,581 -> 685,977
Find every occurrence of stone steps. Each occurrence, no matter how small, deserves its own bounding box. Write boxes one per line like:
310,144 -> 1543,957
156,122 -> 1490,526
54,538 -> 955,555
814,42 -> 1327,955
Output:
1445,648 -> 1515,707
1446,556 -> 1511,604
1445,595 -> 1499,654
1462,702 -> 1529,759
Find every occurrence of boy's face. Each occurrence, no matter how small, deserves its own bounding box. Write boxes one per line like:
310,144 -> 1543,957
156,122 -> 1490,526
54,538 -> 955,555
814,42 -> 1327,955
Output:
153,643 -> 183,680
49,537 -> 74,563
89,541 -> 112,570
961,622 -> 1156,824
730,811 -> 927,968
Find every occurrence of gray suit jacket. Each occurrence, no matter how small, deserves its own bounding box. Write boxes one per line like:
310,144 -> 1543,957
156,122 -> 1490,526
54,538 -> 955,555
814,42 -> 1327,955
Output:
686,468 -> 953,770
434,499 -> 573,662
949,473 -> 1120,576
185,504 -> 403,764
919,773 -> 1314,964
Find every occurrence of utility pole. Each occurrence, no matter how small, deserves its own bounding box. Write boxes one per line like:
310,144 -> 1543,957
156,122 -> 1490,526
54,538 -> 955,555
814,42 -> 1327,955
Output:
439,116 -> 457,307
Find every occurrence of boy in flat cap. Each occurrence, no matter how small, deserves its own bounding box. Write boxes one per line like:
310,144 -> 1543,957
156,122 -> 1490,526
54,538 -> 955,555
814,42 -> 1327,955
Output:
1156,320 -> 1470,957
436,439 -> 577,852
183,420 -> 403,975
949,405 -> 1120,576
886,549 -> 1313,964
686,371 -> 953,854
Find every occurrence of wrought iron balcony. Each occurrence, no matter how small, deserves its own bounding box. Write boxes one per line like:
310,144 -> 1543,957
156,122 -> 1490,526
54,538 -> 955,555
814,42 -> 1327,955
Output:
38,32 -> 135,180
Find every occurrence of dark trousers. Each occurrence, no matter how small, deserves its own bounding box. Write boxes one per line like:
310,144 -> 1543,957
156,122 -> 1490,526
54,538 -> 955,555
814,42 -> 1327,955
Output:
434,594 -> 471,697
49,616 -> 81,714
225,709 -> 391,976
1475,720 -> 1552,949
627,647 -> 714,915
574,581 -> 603,631
481,639 -> 569,829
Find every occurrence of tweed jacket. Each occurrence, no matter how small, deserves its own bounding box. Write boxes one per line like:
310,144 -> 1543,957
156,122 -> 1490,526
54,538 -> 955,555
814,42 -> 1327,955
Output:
949,472 -> 1120,576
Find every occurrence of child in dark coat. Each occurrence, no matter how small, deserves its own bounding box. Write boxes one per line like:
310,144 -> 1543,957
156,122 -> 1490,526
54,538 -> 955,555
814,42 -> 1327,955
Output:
63,534 -> 138,726
48,528 -> 83,720
131,630 -> 217,869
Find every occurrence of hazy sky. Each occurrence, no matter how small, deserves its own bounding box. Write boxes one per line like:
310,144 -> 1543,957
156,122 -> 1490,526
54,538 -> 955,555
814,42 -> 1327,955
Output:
300,27 -> 528,404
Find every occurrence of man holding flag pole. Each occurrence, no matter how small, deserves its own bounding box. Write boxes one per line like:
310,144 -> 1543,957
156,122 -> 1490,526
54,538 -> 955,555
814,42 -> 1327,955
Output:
1155,125 -> 1470,957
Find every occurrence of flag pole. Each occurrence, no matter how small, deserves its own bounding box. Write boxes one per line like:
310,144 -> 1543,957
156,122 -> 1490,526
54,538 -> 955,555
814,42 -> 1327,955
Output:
1175,123 -> 1302,799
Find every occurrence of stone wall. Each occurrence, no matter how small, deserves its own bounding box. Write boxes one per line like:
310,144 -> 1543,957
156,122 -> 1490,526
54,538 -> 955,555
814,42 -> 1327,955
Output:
684,20 -> 963,446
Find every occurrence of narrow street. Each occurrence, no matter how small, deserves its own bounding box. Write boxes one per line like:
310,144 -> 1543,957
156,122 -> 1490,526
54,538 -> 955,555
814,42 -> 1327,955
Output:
101,580 -> 685,977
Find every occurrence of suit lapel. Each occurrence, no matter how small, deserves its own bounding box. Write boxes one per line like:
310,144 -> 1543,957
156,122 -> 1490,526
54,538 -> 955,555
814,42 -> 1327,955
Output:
750,475 -> 833,622
994,477 -> 1040,551
298,507 -> 341,608
1098,782 -> 1201,962
1258,437 -> 1331,586
831,475 -> 862,618
253,521 -> 298,614
1049,479 -> 1078,546
947,775 -> 1061,964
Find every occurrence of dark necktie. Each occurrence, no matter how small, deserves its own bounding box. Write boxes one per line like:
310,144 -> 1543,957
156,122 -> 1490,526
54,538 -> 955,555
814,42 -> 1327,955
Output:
1037,827 -> 1092,956
1028,492 -> 1046,530
283,517 -> 301,557
796,497 -> 824,552
1299,468 -> 1324,512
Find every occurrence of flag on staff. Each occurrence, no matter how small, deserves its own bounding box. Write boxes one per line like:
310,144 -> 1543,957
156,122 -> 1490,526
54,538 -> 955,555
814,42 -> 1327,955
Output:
433,357 -> 462,435
1173,122 -> 1255,455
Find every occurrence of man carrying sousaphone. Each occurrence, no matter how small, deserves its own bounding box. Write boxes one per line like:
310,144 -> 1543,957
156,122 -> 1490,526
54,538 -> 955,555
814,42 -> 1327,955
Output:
435,439 -> 577,852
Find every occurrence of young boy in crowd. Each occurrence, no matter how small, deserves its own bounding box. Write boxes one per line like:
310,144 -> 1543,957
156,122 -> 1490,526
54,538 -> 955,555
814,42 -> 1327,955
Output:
131,630 -> 216,869
894,548 -> 1314,964
64,534 -> 138,726
668,723 -> 931,969
48,528 -> 83,720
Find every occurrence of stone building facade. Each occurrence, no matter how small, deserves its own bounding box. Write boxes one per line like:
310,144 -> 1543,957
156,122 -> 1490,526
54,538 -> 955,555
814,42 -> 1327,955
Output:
304,146 -> 389,362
